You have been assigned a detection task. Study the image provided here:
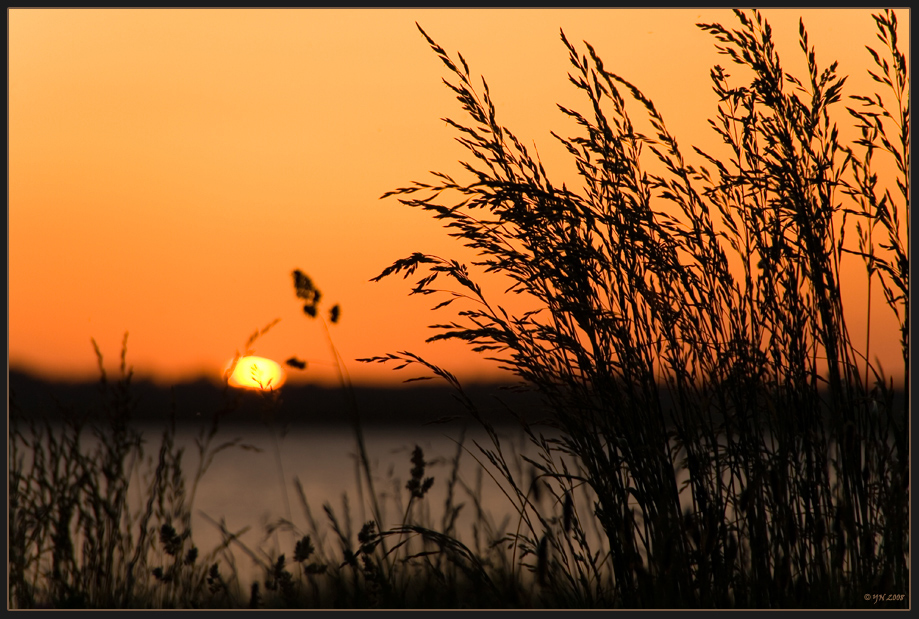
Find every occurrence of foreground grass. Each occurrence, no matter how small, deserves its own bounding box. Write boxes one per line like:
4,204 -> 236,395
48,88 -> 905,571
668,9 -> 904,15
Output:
366,8 -> 908,608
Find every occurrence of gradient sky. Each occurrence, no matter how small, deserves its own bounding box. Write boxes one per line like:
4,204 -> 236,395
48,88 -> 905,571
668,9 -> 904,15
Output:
9,8 -> 909,386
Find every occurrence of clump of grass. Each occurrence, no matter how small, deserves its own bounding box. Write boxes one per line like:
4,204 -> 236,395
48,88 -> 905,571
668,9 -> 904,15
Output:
8,335 -> 260,608
366,10 -> 908,608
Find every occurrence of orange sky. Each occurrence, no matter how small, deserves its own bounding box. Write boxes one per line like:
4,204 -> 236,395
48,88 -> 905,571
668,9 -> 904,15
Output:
9,8 -> 909,387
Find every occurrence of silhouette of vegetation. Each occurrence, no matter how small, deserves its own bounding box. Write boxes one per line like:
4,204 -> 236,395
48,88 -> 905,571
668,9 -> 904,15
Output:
365,10 -> 909,607
9,334 -> 260,608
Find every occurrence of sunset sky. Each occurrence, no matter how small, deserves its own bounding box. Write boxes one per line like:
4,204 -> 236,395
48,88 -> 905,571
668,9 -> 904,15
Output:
9,8 -> 909,387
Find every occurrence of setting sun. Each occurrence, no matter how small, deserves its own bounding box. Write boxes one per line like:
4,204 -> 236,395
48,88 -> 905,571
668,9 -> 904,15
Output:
226,355 -> 286,390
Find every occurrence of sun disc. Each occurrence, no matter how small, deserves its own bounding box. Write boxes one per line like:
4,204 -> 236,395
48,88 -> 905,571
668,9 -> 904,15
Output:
226,356 -> 286,390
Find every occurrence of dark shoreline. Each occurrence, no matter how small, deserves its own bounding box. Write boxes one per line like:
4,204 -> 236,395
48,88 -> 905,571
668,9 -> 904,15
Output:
7,369 -> 547,428
8,369 -> 907,431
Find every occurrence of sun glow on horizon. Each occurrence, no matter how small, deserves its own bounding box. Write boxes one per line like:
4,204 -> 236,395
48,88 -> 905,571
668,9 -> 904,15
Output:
226,355 -> 286,390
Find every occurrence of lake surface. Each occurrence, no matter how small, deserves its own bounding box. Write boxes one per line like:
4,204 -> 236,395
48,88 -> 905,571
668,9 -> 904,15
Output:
135,420 -> 545,584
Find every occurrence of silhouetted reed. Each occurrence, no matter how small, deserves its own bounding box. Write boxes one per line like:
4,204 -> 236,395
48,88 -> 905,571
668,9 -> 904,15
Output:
365,9 -> 909,608
8,334 -> 259,608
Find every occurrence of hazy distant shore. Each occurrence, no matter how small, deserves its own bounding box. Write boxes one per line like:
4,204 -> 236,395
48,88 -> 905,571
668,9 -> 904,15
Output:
9,369 -> 905,431
7,369 -> 546,428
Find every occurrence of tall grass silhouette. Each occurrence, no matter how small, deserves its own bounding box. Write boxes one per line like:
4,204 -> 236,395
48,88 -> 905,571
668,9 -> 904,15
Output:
8,334 -> 259,608
364,9 -> 908,607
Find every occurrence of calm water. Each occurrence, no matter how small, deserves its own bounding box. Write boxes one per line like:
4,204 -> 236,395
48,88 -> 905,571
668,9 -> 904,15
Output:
145,422 -> 540,583
14,416 -> 861,589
